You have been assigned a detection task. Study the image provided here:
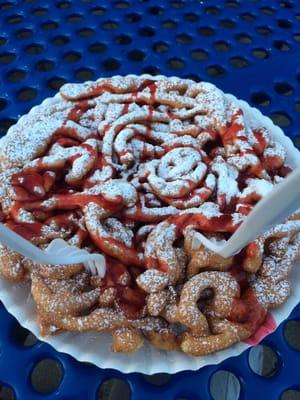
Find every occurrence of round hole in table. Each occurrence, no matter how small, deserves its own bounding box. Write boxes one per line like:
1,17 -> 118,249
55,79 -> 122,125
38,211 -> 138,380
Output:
35,60 -> 55,72
260,6 -> 275,15
148,6 -> 164,16
162,20 -> 178,29
271,112 -> 292,127
209,370 -> 240,400
153,42 -> 169,53
102,58 -> 121,71
225,1 -> 240,8
235,33 -> 252,44
144,373 -> 171,385
0,385 -> 15,400
176,34 -> 193,44
256,26 -> 273,36
167,57 -> 185,69
97,378 -> 131,400
88,43 -> 107,54
30,358 -> 63,394
6,14 -> 23,24
127,13 -> 141,23
32,7 -> 48,16
115,35 -> 132,45
6,69 -> 26,82
252,48 -> 269,59
0,37 -> 7,46
184,74 -> 201,82
102,20 -> 119,30
248,345 -> 280,377
277,19 -> 292,29
56,1 -> 71,8
114,1 -> 129,8
274,82 -> 293,96
41,21 -> 58,30
191,49 -> 208,60
274,40 -> 292,51
139,27 -> 155,37
171,1 -> 184,8
25,44 -> 44,55
0,118 -> 16,135
294,33 -> 300,42
51,35 -> 70,46
77,28 -> 95,38
66,14 -> 83,23
11,323 -> 38,347
47,77 -> 67,91
205,6 -> 220,15
0,52 -> 16,64
17,87 -> 37,101
251,92 -> 271,106
240,12 -> 256,22
15,29 -> 33,39
184,13 -> 199,22
75,68 -> 95,81
230,56 -> 249,68
90,7 -> 106,16
207,65 -> 225,77
128,50 -> 146,62
198,26 -> 215,36
214,41 -> 231,51
220,19 -> 236,29
63,51 -> 81,63
280,1 -> 293,8
0,2 -> 14,10
0,99 -> 7,111
284,320 -> 300,350
281,390 -> 300,400
142,66 -> 161,75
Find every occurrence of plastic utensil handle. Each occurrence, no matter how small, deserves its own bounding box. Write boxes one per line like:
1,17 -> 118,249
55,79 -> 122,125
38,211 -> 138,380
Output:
0,224 -> 99,265
223,167 -> 300,257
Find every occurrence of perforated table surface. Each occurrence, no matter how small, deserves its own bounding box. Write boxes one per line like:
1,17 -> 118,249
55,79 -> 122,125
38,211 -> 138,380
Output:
0,0 -> 300,399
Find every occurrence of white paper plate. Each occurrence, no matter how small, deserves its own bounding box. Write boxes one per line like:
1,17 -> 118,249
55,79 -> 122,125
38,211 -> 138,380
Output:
0,75 -> 299,374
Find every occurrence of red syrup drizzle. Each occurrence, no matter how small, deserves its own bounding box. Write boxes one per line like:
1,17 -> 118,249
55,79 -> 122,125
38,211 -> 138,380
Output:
228,252 -> 276,343
244,312 -> 277,345
3,79 -> 291,332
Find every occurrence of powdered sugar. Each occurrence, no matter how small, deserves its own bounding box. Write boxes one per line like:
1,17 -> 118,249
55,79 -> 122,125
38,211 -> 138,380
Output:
1,75 -> 299,358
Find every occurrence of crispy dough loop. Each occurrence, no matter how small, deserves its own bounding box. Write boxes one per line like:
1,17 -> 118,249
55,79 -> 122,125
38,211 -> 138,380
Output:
23,258 -> 84,279
181,319 -> 248,356
31,272 -> 100,317
0,75 -> 299,357
177,271 -> 239,336
0,244 -> 28,282
184,229 -> 233,277
112,327 -> 144,353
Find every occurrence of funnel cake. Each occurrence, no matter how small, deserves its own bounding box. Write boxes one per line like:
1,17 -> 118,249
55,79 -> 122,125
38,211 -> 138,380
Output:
0,76 -> 299,356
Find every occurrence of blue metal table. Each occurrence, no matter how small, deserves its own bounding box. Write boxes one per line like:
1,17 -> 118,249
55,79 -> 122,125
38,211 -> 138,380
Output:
0,0 -> 300,399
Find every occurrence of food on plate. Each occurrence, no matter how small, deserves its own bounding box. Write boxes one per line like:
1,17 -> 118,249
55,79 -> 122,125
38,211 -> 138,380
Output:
0,75 -> 299,355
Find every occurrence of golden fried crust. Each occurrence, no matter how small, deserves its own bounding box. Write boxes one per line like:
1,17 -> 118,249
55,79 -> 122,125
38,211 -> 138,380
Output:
180,319 -> 244,356
112,328 -> 144,353
184,231 -> 233,277
23,258 -> 84,280
0,244 -> 28,282
143,329 -> 180,351
0,76 -> 299,358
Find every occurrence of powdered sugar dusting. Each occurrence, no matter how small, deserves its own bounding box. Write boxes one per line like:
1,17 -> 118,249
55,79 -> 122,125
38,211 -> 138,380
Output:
0,75 -> 299,358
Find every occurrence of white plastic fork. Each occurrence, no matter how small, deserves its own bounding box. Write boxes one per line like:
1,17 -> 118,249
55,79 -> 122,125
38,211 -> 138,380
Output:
0,224 -> 106,277
192,167 -> 300,258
